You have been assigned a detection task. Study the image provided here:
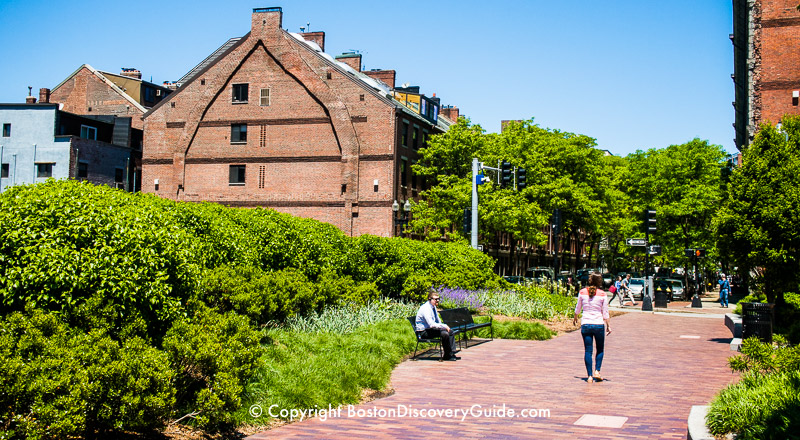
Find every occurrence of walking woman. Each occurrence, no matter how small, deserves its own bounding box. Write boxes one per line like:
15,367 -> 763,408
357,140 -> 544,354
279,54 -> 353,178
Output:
573,272 -> 611,383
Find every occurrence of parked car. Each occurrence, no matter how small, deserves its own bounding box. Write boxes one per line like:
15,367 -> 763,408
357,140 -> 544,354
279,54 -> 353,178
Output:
524,267 -> 555,284
664,278 -> 685,301
628,278 -> 646,300
602,273 -> 614,289
503,275 -> 528,285
576,268 -> 601,287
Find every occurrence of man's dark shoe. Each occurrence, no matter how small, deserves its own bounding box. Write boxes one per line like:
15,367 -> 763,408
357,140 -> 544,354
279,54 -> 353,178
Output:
444,355 -> 461,361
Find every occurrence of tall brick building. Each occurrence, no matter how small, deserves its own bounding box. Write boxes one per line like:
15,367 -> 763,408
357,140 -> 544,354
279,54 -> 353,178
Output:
732,0 -> 800,149
142,7 -> 456,237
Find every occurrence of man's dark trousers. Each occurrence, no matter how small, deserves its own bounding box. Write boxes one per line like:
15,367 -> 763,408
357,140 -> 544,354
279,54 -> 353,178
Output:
420,328 -> 457,358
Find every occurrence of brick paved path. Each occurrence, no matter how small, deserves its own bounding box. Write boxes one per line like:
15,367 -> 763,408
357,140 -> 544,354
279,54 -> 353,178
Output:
248,312 -> 738,439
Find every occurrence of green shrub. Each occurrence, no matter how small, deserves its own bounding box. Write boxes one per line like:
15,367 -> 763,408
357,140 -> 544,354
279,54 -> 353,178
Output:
0,310 -> 176,438
241,319 -> 415,424
707,370 -> 800,439
707,335 -> 800,439
471,318 -> 555,340
482,287 -> 576,320
163,307 -> 264,430
733,292 -> 768,315
280,299 -> 417,334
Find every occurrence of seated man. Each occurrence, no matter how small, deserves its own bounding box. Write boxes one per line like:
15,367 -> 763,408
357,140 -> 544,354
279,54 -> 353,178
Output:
415,291 -> 459,361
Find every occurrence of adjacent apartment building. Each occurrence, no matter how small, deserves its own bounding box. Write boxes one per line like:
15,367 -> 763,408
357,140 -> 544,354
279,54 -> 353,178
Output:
732,0 -> 800,149
142,7 -> 457,237
0,97 -> 143,192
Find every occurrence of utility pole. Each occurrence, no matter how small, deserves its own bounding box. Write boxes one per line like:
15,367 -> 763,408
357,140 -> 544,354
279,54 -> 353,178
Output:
471,158 -> 479,249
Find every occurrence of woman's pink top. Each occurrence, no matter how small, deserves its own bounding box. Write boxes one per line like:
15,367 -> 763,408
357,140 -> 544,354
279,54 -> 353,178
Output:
574,288 -> 609,325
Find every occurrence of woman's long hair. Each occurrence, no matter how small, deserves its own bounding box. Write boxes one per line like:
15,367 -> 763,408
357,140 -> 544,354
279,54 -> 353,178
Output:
587,272 -> 603,298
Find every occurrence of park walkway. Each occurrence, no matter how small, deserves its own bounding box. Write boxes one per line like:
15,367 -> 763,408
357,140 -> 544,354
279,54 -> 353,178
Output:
248,310 -> 738,439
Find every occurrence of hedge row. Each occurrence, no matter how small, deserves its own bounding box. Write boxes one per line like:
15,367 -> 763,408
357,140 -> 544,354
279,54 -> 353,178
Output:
0,180 -> 501,436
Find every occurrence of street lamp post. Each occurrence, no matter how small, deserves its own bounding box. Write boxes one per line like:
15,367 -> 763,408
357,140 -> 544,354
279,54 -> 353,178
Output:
392,199 -> 411,237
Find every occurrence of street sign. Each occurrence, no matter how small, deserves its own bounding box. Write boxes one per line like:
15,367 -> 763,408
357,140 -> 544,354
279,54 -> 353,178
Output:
626,238 -> 647,246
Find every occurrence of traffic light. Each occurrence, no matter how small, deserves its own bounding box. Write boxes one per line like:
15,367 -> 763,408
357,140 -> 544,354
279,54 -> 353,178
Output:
695,248 -> 706,257
500,161 -> 512,187
645,209 -> 657,233
463,208 -> 472,235
685,248 -> 694,258
516,167 -> 526,190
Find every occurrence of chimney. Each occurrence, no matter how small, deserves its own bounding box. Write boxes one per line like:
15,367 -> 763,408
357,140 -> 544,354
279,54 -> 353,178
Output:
335,52 -> 362,72
300,31 -> 325,51
26,96 -> 37,104
364,69 -> 396,89
121,68 -> 142,79
163,81 -> 178,91
39,88 -> 51,104
252,7 -> 282,34
441,106 -> 460,122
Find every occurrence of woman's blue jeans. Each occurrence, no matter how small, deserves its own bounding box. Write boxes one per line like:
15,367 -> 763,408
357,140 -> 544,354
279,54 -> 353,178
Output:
581,324 -> 605,377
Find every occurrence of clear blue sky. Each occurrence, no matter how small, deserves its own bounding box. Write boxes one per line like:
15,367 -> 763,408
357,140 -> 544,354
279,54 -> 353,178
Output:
0,0 -> 735,156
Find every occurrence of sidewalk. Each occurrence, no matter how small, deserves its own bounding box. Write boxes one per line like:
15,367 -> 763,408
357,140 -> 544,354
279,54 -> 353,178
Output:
248,311 -> 738,439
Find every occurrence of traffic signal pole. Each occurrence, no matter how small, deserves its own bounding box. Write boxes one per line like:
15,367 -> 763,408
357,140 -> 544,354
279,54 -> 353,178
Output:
471,158 -> 479,249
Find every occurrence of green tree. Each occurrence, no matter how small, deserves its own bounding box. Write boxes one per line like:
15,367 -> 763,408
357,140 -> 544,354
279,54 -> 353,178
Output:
623,139 -> 727,276
714,116 -> 800,316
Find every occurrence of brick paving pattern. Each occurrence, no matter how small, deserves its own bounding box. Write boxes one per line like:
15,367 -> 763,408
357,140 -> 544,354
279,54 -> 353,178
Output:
248,312 -> 738,439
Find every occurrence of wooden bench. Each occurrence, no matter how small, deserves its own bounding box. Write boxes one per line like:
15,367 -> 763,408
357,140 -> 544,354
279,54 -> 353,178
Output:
438,307 -> 493,349
407,316 -> 443,360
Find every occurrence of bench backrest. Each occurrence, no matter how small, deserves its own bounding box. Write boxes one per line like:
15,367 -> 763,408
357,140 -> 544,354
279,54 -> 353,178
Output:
439,307 -> 474,327
407,316 -> 440,343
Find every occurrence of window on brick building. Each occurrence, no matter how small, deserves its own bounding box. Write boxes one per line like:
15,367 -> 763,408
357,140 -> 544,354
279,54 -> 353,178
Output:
400,157 -> 408,187
229,165 -> 246,185
36,163 -> 53,178
401,121 -> 409,147
232,84 -> 248,103
411,160 -> 417,189
1,163 -> 8,178
260,88 -> 270,106
80,125 -> 97,140
422,130 -> 429,148
412,126 -> 419,150
78,162 -> 88,179
115,168 -> 124,183
2,123 -> 10,137
231,124 -> 247,143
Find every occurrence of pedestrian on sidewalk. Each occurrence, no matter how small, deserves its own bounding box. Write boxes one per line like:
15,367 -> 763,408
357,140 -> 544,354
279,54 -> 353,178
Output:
415,290 -> 459,361
718,274 -> 730,308
610,276 -> 622,306
573,272 -> 611,383
619,274 -> 637,306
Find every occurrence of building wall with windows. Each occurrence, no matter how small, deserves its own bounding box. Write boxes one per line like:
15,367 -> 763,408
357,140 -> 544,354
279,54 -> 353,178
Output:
142,7 -> 450,237
732,0 -> 800,149
0,103 -> 140,192
0,105 -> 70,191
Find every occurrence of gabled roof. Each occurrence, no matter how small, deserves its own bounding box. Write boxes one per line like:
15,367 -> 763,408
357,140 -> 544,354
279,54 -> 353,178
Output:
176,38 -> 243,87
52,64 -> 147,114
147,30 -> 452,131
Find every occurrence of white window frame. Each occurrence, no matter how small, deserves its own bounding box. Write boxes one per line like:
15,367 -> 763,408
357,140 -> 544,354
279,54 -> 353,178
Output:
260,88 -> 271,106
80,125 -> 97,140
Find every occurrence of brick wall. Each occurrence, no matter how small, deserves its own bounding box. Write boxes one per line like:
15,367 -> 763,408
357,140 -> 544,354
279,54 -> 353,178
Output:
143,8 -> 441,237
50,67 -> 146,130
754,0 -> 800,125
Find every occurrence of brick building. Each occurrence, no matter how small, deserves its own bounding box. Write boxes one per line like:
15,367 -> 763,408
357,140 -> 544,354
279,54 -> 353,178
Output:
732,0 -> 800,149
142,7 -> 456,237
49,64 -> 173,131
